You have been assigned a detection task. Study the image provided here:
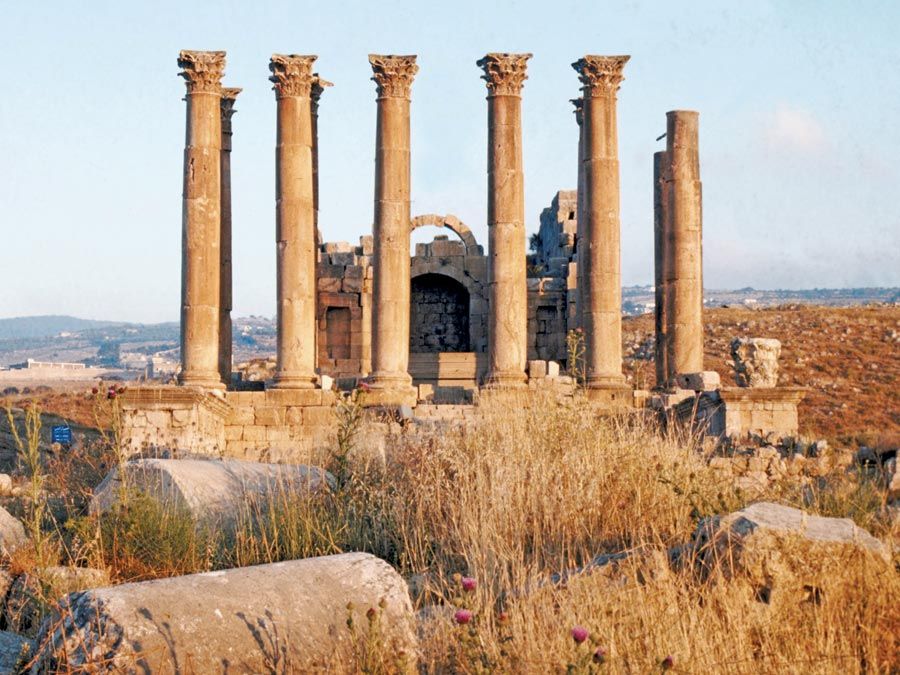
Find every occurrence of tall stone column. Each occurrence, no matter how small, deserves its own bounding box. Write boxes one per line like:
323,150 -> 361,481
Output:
367,55 -> 418,403
664,110 -> 704,380
311,75 -> 332,238
653,150 -> 669,388
270,54 -> 318,389
478,53 -> 531,388
573,55 -> 630,392
177,50 -> 226,389
572,96 -> 586,332
218,87 -> 240,387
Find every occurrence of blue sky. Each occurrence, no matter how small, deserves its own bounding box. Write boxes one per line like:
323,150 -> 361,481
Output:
1,0 -> 897,322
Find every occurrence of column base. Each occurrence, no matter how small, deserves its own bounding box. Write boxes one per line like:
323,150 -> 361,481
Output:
482,370 -> 527,389
362,371 -> 417,407
271,372 -> 318,389
583,380 -> 633,407
178,371 -> 225,390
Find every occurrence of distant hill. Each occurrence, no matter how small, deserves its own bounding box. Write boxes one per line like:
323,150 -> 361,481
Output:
0,316 -> 125,340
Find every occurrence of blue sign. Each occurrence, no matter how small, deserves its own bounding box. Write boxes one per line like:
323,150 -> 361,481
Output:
51,425 -> 73,445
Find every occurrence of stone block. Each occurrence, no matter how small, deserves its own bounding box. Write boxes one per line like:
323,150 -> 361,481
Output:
303,406 -> 335,426
528,360 -> 548,378
324,241 -> 353,254
266,427 -> 291,442
171,408 -> 192,428
265,389 -> 323,407
224,426 -> 243,441
242,425 -> 267,441
0,507 -> 26,558
33,553 -> 415,673
318,276 -> 342,293
91,459 -> 334,522
330,252 -> 356,267
225,405 -> 255,426
254,407 -> 284,426
0,630 -> 29,673
547,361 -> 560,377
675,371 -> 721,392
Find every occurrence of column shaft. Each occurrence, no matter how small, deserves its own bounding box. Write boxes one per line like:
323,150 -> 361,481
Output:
664,110 -> 704,379
178,50 -> 225,389
573,97 -> 586,332
653,150 -> 669,388
478,53 -> 531,387
368,55 -> 418,400
574,55 -> 630,389
219,88 -> 240,387
271,55 -> 318,389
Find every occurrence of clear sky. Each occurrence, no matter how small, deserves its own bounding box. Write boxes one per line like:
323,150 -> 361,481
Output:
1,0 -> 898,323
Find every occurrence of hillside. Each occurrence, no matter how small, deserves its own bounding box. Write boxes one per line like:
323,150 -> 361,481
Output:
623,304 -> 900,443
0,315 -> 123,340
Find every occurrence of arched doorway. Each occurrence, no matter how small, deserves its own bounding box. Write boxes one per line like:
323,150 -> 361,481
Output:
410,273 -> 470,353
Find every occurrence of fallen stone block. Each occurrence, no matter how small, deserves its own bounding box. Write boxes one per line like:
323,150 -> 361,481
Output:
675,371 -> 721,391
691,502 -> 889,604
33,553 -> 417,673
5,566 -> 109,636
0,506 -> 26,558
527,360 -> 548,378
0,630 -> 30,672
90,458 -> 334,523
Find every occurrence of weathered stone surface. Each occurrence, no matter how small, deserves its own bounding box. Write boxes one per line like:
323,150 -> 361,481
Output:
675,371 -> 720,391
0,473 -> 12,494
33,553 -> 417,673
5,567 -> 109,636
692,502 -> 889,602
0,630 -> 30,672
91,458 -> 333,522
0,506 -> 26,558
731,337 -> 781,388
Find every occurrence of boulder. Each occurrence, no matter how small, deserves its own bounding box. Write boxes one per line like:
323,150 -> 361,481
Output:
692,502 -> 889,603
731,337 -> 781,388
0,506 -> 27,558
90,458 -> 334,523
33,552 -> 416,673
0,630 -> 30,672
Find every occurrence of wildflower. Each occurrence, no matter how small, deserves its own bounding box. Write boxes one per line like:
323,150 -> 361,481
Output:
107,390 -> 117,400
497,611 -> 509,625
571,626 -> 589,644
91,387 -> 99,395
453,609 -> 473,625
461,576 -> 477,593
358,381 -> 371,392
593,647 -> 607,664
366,607 -> 377,621
661,655 -> 675,670
117,386 -> 126,394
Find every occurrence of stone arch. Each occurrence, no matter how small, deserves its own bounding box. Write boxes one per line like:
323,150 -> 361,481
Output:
411,214 -> 482,256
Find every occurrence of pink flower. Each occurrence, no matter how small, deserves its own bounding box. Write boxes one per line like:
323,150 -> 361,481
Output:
461,577 -> 477,593
593,647 -> 607,664
571,626 -> 589,644
358,381 -> 371,392
661,655 -> 675,670
453,609 -> 473,625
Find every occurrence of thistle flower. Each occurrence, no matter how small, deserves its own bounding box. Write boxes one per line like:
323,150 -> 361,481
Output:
571,626 -> 589,644
461,576 -> 477,593
593,647 -> 607,664
453,609 -> 473,625
661,655 -> 675,670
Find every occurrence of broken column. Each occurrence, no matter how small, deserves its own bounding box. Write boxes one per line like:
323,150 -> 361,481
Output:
573,55 -> 630,393
653,150 -> 669,388
270,54 -> 318,389
34,553 -> 417,672
178,50 -> 226,389
478,52 -> 531,387
664,110 -> 704,381
367,55 -> 418,404
572,96 -> 586,332
731,337 -> 781,387
219,87 -> 240,387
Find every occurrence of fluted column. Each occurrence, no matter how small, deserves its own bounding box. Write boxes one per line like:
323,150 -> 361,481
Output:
664,110 -> 704,381
653,150 -> 669,388
478,53 -> 531,388
367,55 -> 418,402
311,75 -> 332,238
178,50 -> 225,389
571,96 -> 586,332
573,55 -> 630,390
218,87 -> 240,387
270,54 -> 318,389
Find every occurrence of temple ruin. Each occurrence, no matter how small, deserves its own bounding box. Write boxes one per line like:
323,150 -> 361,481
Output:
120,49 -> 806,459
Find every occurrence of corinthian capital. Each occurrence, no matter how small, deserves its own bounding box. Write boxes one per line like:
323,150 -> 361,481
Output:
368,55 -> 418,99
220,88 -> 241,122
311,75 -> 333,113
572,55 -> 630,97
269,54 -> 317,98
477,53 -> 532,97
178,50 -> 226,95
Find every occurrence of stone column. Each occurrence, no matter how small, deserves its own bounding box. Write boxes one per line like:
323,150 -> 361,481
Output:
177,50 -> 225,389
653,150 -> 669,388
270,54 -> 318,389
311,75 -> 332,239
573,55 -> 630,391
664,110 -> 704,380
572,96 -> 586,332
367,55 -> 418,403
478,53 -> 531,388
218,87 -> 240,387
